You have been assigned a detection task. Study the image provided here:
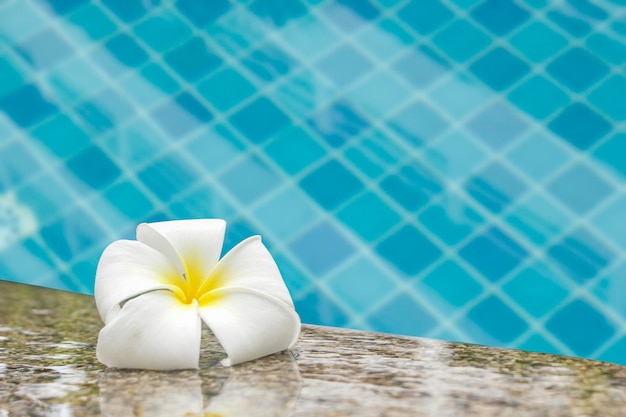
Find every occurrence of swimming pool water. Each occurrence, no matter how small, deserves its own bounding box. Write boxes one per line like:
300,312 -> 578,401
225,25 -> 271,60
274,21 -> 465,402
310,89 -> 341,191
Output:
1,0 -> 626,364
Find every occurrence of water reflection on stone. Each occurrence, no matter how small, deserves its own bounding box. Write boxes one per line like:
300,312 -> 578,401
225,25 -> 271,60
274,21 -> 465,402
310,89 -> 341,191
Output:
98,351 -> 302,417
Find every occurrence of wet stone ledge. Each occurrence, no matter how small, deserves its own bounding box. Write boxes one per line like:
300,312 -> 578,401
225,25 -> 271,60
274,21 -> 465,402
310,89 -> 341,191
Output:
2,280 -> 626,416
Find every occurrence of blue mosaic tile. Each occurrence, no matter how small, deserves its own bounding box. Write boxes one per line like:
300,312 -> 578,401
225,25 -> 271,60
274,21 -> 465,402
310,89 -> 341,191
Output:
294,287 -> 350,327
587,33 -> 626,65
46,57 -> 106,105
594,133 -> 626,178
387,101 -> 449,146
176,0 -> 230,27
546,48 -> 609,93
218,155 -> 281,205
518,334 -> 561,356
0,2 -> 46,42
369,293 -> 438,336
589,75 -> 626,121
397,0 -> 453,35
547,163 -> 613,215
376,224 -> 443,276
254,186 -> 319,241
432,19 -> 491,63
465,162 -> 529,214
151,92 -> 213,138
510,21 -> 567,62
308,100 -> 369,147
459,227 -> 528,282
67,4 -> 117,40
507,132 -> 569,181
31,114 -> 90,158
429,75 -> 491,118
464,295 -> 528,344
466,101 -> 529,150
418,260 -> 483,313
289,221 -> 355,275
328,256 -> 396,313
547,10 -> 591,37
356,19 -> 413,60
393,46 -> 449,89
470,0 -> 530,36
17,29 -> 73,70
137,151 -> 202,201
0,57 -> 26,98
264,126 -> 325,174
229,97 -> 290,144
380,162 -> 443,212
419,194 -> 484,245
316,44 -> 372,87
185,125 -> 244,173
348,71 -> 410,117
133,12 -> 192,53
337,191 -> 401,240
592,262 -> 626,317
548,227 -> 616,284
503,262 -> 569,318
591,195 -> 626,250
505,192 -> 571,246
102,0 -> 149,23
40,209 -> 106,262
0,84 -> 58,127
548,103 -> 611,150
66,146 -> 122,190
243,43 -> 296,84
300,159 -> 364,210
170,186 -> 236,221
251,0 -> 307,27
470,47 -> 530,91
164,37 -> 222,82
0,142 -> 41,191
546,299 -> 616,357
104,181 -> 154,220
41,0 -> 88,14
509,75 -> 569,119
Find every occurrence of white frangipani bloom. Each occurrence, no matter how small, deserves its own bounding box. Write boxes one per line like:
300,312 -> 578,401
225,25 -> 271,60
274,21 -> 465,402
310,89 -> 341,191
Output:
94,219 -> 301,370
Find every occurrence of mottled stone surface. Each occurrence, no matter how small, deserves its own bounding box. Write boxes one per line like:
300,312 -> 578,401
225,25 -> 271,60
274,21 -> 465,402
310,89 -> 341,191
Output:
2,280 -> 626,416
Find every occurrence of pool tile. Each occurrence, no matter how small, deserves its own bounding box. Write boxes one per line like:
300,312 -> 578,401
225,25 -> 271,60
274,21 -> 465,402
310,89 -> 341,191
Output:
397,0 -> 453,35
356,19 -> 413,60
509,75 -> 569,119
164,37 -> 222,82
591,195 -> 626,250
151,92 -> 213,137
250,0 -> 307,26
176,0 -> 230,27
510,21 -> 567,62
300,159 -> 364,210
102,0 -> 149,22
548,103 -> 611,150
290,221 -> 355,275
265,126 -> 325,174
548,227 -> 616,284
254,186 -> 319,241
348,71 -> 410,117
376,224 -> 443,276
547,299 -> 616,357
503,262 -> 569,318
464,295 -> 528,343
337,191 -> 401,240
470,47 -> 530,91
316,44 -> 373,87
17,29 -> 73,69
66,146 -> 121,189
589,75 -> 626,121
459,227 -> 528,282
369,293 -> 438,336
242,43 -> 296,84
307,100 -> 369,147
594,133 -> 626,178
328,257 -> 396,313
380,162 -> 443,212
104,180 -> 154,219
294,287 -> 350,327
419,194 -> 484,245
0,57 -> 26,98
0,84 -> 58,128
31,114 -> 90,158
547,10 -> 591,37
470,0 -> 530,36
586,33 -> 626,65
465,162 -> 529,214
466,101 -> 529,150
198,67 -> 256,111
0,142 -> 41,190
429,75 -> 491,118
133,12 -> 192,53
68,4 -> 117,40
137,151 -> 202,201
40,209 -> 106,261
433,19 -> 491,63
387,101 -> 449,146
229,97 -> 291,144
218,155 -> 281,205
546,48 -> 609,92
104,33 -> 149,68
418,260 -> 483,312
505,192 -> 571,246
392,46 -> 450,89
547,163 -> 613,215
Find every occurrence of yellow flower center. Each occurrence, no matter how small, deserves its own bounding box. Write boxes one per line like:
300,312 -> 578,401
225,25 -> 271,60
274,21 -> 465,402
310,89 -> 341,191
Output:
169,257 -> 222,306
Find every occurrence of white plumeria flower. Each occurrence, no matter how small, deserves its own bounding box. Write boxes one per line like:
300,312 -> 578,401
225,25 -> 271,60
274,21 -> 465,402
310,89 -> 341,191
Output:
94,219 -> 301,370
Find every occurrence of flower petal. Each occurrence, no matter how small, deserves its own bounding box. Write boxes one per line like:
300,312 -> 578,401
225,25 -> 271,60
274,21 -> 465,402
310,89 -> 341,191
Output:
95,240 -> 184,323
96,291 -> 201,370
199,287 -> 301,366
137,219 -> 226,280
203,236 -> 294,307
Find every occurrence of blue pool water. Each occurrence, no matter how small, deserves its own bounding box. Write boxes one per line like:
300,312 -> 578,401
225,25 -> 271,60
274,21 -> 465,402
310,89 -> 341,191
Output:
1,0 -> 626,364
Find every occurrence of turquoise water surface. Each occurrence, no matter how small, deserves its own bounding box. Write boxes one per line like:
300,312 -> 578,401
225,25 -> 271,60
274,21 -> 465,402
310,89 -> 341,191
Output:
1,0 -> 626,364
